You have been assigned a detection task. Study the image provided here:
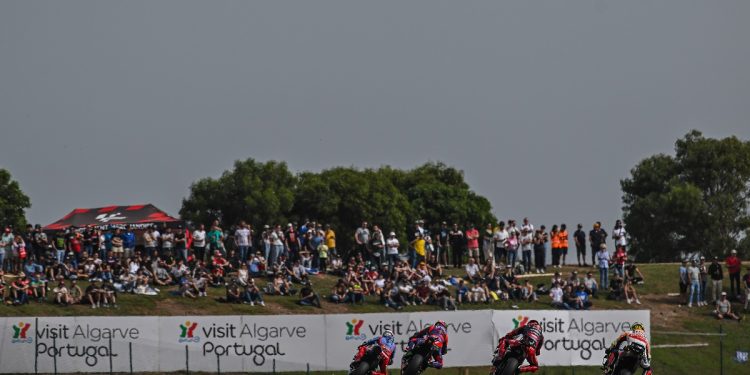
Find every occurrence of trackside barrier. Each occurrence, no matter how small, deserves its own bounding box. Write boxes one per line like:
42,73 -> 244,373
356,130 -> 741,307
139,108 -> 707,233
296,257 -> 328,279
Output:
0,310 -> 649,373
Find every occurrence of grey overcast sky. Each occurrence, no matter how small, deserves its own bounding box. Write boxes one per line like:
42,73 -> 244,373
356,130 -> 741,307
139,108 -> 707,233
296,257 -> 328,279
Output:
1,1 -> 749,231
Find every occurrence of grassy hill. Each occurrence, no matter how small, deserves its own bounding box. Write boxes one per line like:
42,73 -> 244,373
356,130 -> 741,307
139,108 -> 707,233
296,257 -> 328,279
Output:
3,263 -> 749,374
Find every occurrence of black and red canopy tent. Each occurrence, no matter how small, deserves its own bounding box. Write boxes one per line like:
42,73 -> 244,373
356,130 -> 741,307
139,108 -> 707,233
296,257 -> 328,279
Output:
44,204 -> 182,231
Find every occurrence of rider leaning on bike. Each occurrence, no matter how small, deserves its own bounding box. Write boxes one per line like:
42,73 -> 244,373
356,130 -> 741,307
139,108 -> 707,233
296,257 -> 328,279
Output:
407,320 -> 449,369
494,319 -> 545,373
602,322 -> 652,375
352,329 -> 397,375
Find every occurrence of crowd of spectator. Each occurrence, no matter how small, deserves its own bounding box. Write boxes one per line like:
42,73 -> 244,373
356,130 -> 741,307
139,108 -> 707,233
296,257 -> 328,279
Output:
0,217 -> 744,316
678,250 -> 749,322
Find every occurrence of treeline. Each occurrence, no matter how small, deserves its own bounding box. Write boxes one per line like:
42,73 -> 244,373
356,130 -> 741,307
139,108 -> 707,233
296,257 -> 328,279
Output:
179,160 -> 496,253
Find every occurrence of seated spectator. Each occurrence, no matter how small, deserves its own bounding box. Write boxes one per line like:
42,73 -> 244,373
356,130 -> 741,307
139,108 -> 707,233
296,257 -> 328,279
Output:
435,288 -> 457,311
330,255 -> 344,276
243,278 -> 265,306
567,271 -> 581,288
456,279 -> 470,304
624,277 -> 642,305
625,262 -> 645,284
382,281 -> 405,310
85,280 -> 102,308
178,276 -> 198,299
69,280 -> 83,304
465,257 -> 482,283
608,275 -> 625,301
237,263 -> 250,286
521,279 -> 538,302
348,280 -> 366,304
53,281 -> 72,305
397,279 -> 416,305
153,264 -> 174,286
471,280 -> 489,303
101,280 -> 118,308
0,271 -> 5,303
298,283 -> 322,307
550,272 -> 565,288
415,280 -> 433,305
573,285 -> 593,310
549,282 -> 569,310
583,271 -> 598,298
715,292 -> 742,321
249,252 -> 265,276
223,281 -> 243,304
267,273 -> 294,296
289,260 -> 309,284
427,254 -> 443,277
30,272 -> 47,302
330,279 -> 349,303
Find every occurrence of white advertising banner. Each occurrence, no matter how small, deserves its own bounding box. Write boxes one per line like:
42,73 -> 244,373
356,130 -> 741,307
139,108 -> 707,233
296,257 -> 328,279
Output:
324,310 -> 494,369
0,310 -> 649,373
491,310 -> 651,366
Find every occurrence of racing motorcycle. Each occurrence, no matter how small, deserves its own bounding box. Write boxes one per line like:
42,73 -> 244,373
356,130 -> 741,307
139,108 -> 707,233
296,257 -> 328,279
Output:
401,337 -> 435,375
490,337 -> 532,375
602,340 -> 650,375
348,343 -> 383,375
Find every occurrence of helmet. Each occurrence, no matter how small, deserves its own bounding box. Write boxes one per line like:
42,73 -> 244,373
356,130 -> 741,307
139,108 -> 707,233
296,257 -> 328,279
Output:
382,330 -> 394,340
526,320 -> 541,329
631,322 -> 645,332
435,320 -> 447,329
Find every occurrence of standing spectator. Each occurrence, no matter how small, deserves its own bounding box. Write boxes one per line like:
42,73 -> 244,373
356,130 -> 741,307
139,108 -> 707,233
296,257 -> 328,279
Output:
52,231 -> 66,265
574,224 -> 588,267
715,292 -> 742,321
160,227 -> 174,258
122,226 -> 136,259
743,267 -> 750,311
613,246 -> 627,278
687,260 -> 702,307
521,217 -> 534,233
679,260 -> 689,296
386,232 -> 400,272
550,225 -> 561,268
207,221 -> 224,256
324,224 -> 336,258
520,228 -> 533,274
354,221 -> 370,262
482,223 -> 494,264
506,231 -> 520,269
1,228 -> 13,272
449,224 -> 465,268
110,229 -> 124,260
533,228 -> 547,274
371,225 -> 385,267
410,233 -> 426,268
437,222 -> 449,267
559,224 -> 569,266
708,256 -> 724,303
589,222 -> 608,267
285,223 -> 299,261
492,222 -> 508,265
465,224 -> 480,261
174,226 -> 188,262
596,244 -> 611,291
143,228 -> 157,258
192,224 -> 206,264
612,220 -> 627,252
726,249 -> 742,299
698,256 -> 708,306
234,221 -> 251,262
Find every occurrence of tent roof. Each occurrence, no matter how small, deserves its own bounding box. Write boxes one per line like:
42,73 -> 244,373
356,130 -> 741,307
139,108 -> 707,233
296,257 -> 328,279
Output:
43,204 -> 180,231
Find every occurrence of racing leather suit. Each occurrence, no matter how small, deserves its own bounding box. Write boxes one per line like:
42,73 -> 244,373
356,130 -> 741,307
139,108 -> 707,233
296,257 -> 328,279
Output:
603,331 -> 652,375
494,325 -> 544,373
354,336 -> 397,375
407,324 -> 448,369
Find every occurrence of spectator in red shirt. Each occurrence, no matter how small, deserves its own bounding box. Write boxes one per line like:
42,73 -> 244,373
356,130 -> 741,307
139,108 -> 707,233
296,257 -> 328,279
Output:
465,225 -> 480,261
726,249 -> 742,299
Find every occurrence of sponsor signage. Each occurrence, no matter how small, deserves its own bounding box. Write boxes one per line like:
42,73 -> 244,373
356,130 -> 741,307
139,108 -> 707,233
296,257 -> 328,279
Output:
0,310 -> 648,373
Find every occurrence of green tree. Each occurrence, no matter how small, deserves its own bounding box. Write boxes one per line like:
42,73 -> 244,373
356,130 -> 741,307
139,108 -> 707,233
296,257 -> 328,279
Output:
0,169 -> 31,229
621,131 -> 750,261
292,167 -> 411,254
180,159 -> 297,228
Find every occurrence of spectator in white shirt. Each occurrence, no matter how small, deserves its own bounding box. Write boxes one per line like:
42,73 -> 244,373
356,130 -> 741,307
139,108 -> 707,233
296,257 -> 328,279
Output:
612,220 -> 627,252
192,224 -> 207,264
597,244 -> 611,290
465,257 -> 481,282
234,221 -> 252,262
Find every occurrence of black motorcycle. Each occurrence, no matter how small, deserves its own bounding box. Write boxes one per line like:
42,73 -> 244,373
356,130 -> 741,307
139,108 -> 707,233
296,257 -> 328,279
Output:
401,338 -> 435,375
349,343 -> 383,375
490,338 -> 529,375
603,343 -> 649,375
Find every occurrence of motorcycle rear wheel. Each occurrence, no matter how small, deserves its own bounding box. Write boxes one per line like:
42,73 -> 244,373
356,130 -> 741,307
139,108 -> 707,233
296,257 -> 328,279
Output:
498,357 -> 519,375
402,353 -> 424,375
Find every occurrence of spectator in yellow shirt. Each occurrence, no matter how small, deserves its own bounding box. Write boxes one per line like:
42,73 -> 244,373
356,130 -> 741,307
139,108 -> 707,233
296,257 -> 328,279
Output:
411,233 -> 426,267
324,224 -> 336,257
